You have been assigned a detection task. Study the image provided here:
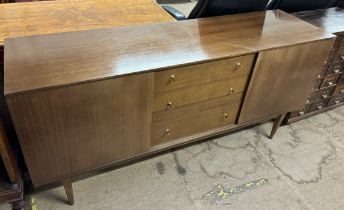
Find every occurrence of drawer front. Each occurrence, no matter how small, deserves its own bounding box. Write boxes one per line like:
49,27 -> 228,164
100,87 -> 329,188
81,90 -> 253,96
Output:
339,74 -> 344,84
320,74 -> 340,88
152,100 -> 240,146
334,35 -> 343,49
313,87 -> 335,101
289,104 -> 311,118
313,78 -> 322,90
328,95 -> 344,106
334,84 -> 344,95
153,75 -> 248,112
309,99 -> 330,112
332,49 -> 344,63
326,62 -> 343,75
154,54 -> 255,92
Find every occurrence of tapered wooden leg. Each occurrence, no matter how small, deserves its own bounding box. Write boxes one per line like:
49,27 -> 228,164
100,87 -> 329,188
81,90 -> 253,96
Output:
63,179 -> 74,206
269,113 -> 286,139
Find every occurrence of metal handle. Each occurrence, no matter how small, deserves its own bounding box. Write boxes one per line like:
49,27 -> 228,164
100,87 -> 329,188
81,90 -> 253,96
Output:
169,74 -> 176,81
333,66 -> 341,74
340,89 -> 344,94
334,100 -> 340,104
164,129 -> 171,136
317,104 -> 323,110
224,112 -> 229,119
299,110 -> 305,115
341,54 -> 344,60
322,93 -> 329,99
235,61 -> 243,70
228,88 -> 235,95
327,81 -> 334,86
167,101 -> 173,109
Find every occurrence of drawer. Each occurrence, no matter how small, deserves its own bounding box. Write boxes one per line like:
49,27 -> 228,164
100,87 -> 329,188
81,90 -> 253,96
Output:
333,35 -> 343,49
151,100 -> 240,146
328,94 -> 344,106
153,75 -> 248,112
154,54 -> 255,92
319,74 -> 340,88
313,86 -> 335,101
333,84 -> 344,95
332,49 -> 344,63
326,62 -> 343,76
339,73 -> 344,84
309,99 -> 330,112
289,104 -> 311,118
313,78 -> 322,90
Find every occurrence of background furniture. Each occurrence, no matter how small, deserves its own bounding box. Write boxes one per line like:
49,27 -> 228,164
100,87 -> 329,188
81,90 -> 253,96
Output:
285,7 -> 344,123
0,117 -> 24,210
4,10 -> 334,205
162,0 -> 269,20
266,0 -> 342,12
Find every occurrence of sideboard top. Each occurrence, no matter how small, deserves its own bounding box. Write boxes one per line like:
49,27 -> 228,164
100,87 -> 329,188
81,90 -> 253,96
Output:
4,10 -> 335,96
293,7 -> 344,35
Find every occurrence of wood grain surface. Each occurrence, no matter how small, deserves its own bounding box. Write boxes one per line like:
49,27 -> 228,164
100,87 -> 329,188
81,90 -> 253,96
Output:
0,0 -> 174,46
238,40 -> 334,124
6,73 -> 154,185
4,10 -> 335,96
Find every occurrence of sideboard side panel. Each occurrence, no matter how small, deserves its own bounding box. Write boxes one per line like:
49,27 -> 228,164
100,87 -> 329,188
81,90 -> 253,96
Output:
238,40 -> 334,124
6,73 -> 153,186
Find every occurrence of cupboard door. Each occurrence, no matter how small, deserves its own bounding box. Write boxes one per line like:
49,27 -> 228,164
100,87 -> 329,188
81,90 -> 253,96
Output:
6,73 -> 153,186
238,40 -> 333,124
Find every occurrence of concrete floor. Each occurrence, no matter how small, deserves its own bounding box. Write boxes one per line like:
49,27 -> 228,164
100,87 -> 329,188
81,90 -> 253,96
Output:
1,106 -> 343,209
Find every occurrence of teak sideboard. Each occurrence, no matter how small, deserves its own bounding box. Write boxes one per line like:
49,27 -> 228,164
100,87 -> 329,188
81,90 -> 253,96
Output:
4,10 -> 334,204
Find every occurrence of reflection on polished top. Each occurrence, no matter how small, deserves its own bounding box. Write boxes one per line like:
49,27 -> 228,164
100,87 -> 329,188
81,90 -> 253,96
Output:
4,10 -> 335,95
293,7 -> 344,34
0,0 -> 174,46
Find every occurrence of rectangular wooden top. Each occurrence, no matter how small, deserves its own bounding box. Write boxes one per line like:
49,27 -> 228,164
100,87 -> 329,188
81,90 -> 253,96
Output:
293,7 -> 344,35
4,10 -> 335,96
0,0 -> 174,46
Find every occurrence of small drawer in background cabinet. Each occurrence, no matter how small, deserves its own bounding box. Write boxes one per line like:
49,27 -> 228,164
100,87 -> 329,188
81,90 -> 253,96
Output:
326,62 -> 343,75
332,49 -> 344,63
333,84 -> 344,95
313,86 -> 335,101
289,104 -> 311,118
333,35 -> 343,49
313,78 -> 322,90
320,74 -> 340,88
338,73 -> 344,84
328,95 -> 344,106
309,99 -> 330,112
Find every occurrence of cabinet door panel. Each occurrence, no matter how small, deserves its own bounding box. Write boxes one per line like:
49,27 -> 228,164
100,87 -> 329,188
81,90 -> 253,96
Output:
6,73 -> 153,186
239,40 -> 333,124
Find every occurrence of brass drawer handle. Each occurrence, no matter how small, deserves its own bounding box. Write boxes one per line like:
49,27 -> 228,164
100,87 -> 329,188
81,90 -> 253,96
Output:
228,88 -> 235,95
224,112 -> 229,119
235,61 -> 243,70
169,74 -> 176,81
167,101 -> 173,109
333,66 -> 341,74
317,104 -> 324,110
164,128 -> 171,136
